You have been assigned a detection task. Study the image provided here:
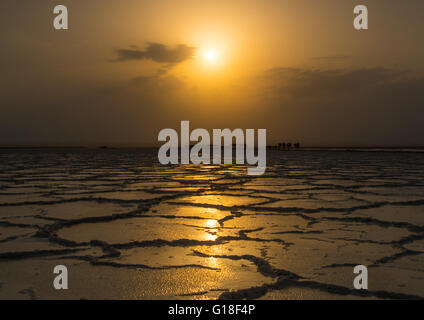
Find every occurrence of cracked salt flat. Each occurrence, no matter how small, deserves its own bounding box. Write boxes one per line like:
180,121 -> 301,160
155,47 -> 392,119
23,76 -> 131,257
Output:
1,148 -> 424,299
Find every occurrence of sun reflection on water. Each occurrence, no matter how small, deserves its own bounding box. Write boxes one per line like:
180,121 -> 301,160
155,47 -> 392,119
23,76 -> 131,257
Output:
204,219 -> 219,241
205,219 -> 219,228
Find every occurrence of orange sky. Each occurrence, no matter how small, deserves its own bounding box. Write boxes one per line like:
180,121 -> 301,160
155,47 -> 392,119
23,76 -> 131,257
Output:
1,0 -> 424,146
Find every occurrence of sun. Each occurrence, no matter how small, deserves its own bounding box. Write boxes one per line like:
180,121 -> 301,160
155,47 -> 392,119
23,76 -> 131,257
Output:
203,49 -> 219,63
193,46 -> 227,73
205,50 -> 218,62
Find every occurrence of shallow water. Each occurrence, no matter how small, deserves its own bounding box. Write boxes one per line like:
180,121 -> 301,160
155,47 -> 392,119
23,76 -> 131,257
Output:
0,148 -> 424,299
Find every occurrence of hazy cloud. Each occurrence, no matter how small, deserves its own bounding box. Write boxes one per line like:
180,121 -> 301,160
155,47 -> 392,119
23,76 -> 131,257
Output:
311,55 -> 350,61
262,67 -> 406,97
258,67 -> 424,146
114,42 -> 196,64
130,74 -> 184,89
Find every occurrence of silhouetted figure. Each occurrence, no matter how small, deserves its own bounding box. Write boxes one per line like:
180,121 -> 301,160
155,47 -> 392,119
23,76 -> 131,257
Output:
294,143 -> 300,149
287,143 -> 292,150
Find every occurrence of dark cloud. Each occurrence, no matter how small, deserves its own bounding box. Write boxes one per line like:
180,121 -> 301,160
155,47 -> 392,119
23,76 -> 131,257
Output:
114,42 -> 196,64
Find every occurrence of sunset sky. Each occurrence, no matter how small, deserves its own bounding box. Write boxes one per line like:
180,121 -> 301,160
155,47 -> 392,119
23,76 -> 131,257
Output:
1,0 -> 423,147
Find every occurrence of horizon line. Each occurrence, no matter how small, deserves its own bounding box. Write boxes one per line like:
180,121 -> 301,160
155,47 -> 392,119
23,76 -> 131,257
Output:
1,145 -> 424,150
